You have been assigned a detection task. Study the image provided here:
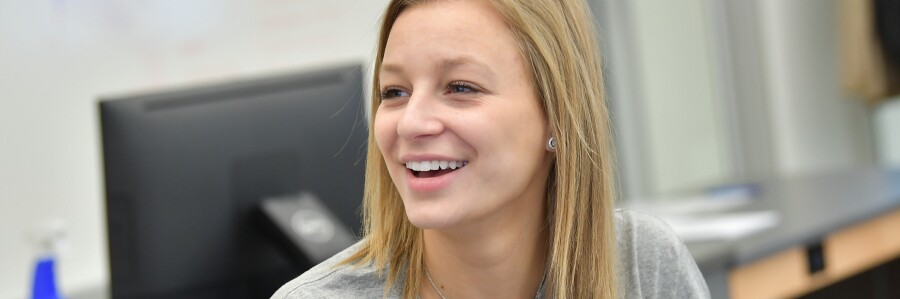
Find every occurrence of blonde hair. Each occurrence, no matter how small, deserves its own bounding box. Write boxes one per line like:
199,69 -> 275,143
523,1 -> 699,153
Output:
344,0 -> 618,298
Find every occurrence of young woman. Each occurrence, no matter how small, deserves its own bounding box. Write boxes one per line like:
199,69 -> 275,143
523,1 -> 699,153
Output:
273,0 -> 709,298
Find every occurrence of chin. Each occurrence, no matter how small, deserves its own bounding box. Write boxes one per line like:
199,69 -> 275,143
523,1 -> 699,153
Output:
402,200 -> 464,230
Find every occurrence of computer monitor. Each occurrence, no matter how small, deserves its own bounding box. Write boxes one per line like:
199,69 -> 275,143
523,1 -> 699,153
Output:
99,64 -> 367,299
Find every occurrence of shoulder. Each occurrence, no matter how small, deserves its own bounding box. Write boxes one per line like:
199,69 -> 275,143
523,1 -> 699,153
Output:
614,209 -> 683,247
614,209 -> 710,298
270,240 -> 400,299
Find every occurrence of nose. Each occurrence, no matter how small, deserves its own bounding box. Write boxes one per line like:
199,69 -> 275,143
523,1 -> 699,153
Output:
396,92 -> 444,140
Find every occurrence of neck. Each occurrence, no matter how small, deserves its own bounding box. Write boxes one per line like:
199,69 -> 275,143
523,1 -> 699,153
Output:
420,196 -> 548,299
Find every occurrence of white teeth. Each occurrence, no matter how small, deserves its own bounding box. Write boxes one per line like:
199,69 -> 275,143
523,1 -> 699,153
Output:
405,160 -> 468,171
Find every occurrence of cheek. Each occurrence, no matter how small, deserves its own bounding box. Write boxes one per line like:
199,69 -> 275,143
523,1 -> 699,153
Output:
467,105 -> 545,150
373,110 -> 396,153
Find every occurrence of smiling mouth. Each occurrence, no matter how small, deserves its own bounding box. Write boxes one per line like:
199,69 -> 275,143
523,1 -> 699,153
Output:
406,160 -> 468,178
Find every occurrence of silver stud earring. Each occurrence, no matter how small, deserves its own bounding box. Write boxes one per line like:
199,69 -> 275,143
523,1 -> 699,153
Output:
546,137 -> 557,152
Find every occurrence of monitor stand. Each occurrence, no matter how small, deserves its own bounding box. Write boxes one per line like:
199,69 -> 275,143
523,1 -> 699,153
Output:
259,192 -> 358,268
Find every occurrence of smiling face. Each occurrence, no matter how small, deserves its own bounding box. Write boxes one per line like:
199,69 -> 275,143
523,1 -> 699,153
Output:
374,0 -> 552,230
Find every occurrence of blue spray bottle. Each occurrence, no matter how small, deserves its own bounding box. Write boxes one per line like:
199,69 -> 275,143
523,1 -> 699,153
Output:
30,220 -> 66,299
31,257 -> 64,299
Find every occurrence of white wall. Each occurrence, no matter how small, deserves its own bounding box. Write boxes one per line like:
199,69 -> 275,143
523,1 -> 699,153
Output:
876,99 -> 900,167
611,0 -> 881,197
757,0 -> 875,176
0,1 -> 387,298
628,0 -> 728,195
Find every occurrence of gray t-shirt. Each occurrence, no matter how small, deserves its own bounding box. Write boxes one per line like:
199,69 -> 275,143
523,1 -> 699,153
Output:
271,209 -> 710,298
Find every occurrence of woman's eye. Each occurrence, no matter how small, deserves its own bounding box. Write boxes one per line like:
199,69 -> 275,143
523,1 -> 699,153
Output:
447,81 -> 479,94
380,87 -> 409,100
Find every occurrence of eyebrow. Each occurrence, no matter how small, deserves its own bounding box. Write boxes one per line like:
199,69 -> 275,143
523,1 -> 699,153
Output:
380,55 -> 496,78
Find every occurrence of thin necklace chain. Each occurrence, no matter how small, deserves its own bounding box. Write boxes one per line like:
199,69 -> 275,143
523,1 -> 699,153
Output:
422,265 -> 547,299
423,265 -> 448,299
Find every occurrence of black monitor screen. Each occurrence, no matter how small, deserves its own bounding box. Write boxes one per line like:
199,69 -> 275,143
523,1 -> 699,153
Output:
99,64 -> 367,299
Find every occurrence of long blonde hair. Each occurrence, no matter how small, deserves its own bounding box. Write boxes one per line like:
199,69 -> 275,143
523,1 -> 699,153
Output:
344,0 -> 618,298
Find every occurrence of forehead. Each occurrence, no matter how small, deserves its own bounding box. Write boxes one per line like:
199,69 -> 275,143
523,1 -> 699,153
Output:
381,0 -> 523,74
395,0 -> 506,35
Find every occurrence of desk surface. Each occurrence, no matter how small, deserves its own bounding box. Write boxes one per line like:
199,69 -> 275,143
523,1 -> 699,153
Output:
684,167 -> 900,296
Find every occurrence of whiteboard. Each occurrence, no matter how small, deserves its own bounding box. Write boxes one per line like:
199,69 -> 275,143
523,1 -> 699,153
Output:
0,1 -> 386,297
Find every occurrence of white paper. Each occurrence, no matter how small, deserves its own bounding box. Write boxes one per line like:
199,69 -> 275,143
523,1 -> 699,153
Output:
660,210 -> 780,241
